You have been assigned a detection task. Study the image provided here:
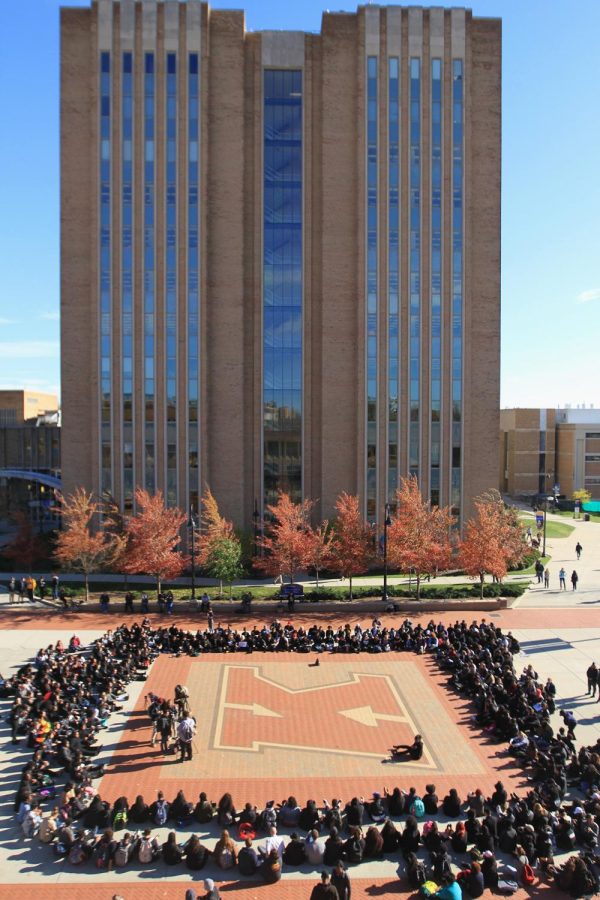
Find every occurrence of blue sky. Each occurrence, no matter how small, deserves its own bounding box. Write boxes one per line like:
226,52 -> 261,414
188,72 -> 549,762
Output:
1,0 -> 599,409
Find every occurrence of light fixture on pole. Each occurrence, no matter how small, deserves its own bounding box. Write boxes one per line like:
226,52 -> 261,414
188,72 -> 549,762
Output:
382,502 -> 392,602
188,506 -> 197,599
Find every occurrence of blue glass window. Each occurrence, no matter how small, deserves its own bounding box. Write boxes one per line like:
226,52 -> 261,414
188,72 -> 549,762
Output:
143,52 -> 155,491
263,70 -> 303,508
121,52 -> 134,510
409,57 -> 421,477
166,53 -> 177,505
388,57 -> 399,503
451,59 -> 463,517
188,53 -> 200,511
366,56 -> 378,521
99,52 -> 112,495
430,58 -> 442,506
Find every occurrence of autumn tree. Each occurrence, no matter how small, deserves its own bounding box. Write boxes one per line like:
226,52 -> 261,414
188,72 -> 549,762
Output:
54,488 -> 125,602
474,490 -> 528,571
304,521 -> 335,588
205,536 -> 244,596
122,488 -> 188,595
254,492 -> 314,585
459,499 -> 509,597
197,487 -> 235,565
3,512 -> 45,572
387,476 -> 454,599
330,492 -> 373,599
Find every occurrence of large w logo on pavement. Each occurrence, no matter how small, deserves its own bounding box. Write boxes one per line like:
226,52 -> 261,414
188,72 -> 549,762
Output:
213,665 -> 434,764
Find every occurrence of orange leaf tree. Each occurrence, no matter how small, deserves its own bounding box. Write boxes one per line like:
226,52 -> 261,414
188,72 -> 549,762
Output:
330,492 -> 373,599
459,497 -> 510,597
197,486 -> 235,566
123,488 -> 188,595
254,492 -> 313,585
3,512 -> 45,572
54,488 -> 126,602
387,476 -> 454,599
304,520 -> 335,589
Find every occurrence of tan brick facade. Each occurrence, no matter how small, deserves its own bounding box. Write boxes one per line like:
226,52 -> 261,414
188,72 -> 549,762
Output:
61,2 -> 501,531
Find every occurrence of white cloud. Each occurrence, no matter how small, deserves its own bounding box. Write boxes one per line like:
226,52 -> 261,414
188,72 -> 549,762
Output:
0,341 -> 59,359
576,288 -> 600,304
0,317 -> 17,325
41,311 -> 60,321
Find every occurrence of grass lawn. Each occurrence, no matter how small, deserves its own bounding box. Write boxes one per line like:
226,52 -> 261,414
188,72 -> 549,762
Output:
519,513 -> 575,539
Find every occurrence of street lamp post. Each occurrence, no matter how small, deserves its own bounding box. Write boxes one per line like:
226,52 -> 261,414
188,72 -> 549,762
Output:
188,506 -> 197,600
382,503 -> 392,602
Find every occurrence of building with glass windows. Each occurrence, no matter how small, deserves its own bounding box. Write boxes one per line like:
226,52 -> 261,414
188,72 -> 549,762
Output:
61,0 -> 501,531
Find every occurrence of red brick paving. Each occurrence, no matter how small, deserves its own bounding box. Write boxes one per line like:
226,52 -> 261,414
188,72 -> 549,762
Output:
0,877 -> 566,900
99,651 -> 528,809
0,604 -> 597,631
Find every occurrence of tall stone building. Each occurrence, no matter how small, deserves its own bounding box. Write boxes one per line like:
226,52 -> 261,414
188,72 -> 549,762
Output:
61,0 -> 501,530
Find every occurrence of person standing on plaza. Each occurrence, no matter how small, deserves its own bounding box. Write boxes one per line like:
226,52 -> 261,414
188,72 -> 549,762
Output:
8,576 -> 16,604
571,570 -> 579,591
156,709 -> 173,755
51,573 -> 59,600
310,871 -> 340,899
544,568 -> 550,588
207,607 -> 215,634
559,567 -> 567,590
576,541 -> 583,560
587,662 -> 599,697
331,860 -> 351,899
177,711 -> 196,762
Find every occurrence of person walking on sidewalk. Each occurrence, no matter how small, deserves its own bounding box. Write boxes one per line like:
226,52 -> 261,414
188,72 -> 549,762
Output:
571,570 -> 579,591
587,662 -> 598,697
559,567 -> 567,590
576,541 -> 583,560
544,568 -> 550,588
535,559 -> 544,584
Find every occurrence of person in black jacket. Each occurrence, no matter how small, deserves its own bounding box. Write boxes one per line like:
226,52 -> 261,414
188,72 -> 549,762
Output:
343,825 -> 364,864
194,792 -> 214,824
332,860 -> 352,900
380,818 -> 400,852
283,832 -> 307,866
238,837 -> 259,875
324,827 -> 345,865
400,815 -> 420,855
384,786 -> 405,817
442,788 -> 462,817
423,784 -> 439,814
129,794 -> 149,824
184,833 -> 210,870
162,830 -> 185,865
344,797 -> 364,828
299,799 -> 321,832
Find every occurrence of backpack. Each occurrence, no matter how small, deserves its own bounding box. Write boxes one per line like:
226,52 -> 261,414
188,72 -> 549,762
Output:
95,844 -> 110,868
114,842 -> 130,867
68,843 -> 86,865
497,881 -> 518,895
113,809 -> 128,830
154,801 -> 169,826
521,863 -> 535,885
138,838 -> 154,864
410,798 -> 425,818
260,807 -> 277,830
420,880 -> 439,897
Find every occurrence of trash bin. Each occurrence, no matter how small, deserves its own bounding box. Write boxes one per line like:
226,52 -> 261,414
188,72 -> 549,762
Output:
584,513 -> 590,522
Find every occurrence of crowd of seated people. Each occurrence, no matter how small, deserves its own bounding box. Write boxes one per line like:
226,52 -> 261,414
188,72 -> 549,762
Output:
5,616 -> 600,896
